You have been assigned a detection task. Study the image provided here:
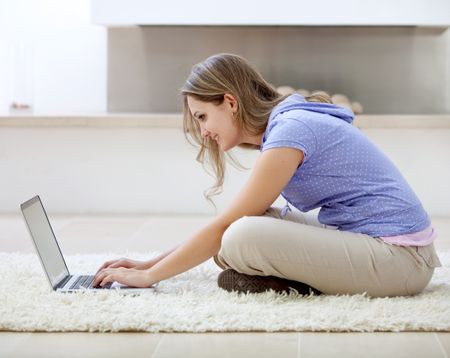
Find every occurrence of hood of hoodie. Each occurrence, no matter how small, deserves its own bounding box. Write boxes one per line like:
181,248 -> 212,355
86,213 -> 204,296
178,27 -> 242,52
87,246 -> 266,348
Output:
268,94 -> 355,124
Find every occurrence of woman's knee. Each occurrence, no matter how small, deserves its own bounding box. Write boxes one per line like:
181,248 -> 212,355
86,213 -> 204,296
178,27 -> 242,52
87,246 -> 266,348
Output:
219,216 -> 260,257
406,266 -> 435,296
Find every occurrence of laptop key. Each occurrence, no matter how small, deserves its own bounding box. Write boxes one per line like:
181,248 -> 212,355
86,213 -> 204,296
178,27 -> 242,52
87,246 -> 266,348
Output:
69,275 -> 114,290
98,282 -> 113,289
56,275 -> 72,289
70,275 -> 94,289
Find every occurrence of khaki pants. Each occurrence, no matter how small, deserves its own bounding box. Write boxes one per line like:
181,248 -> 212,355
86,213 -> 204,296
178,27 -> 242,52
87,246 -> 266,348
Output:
214,207 -> 442,297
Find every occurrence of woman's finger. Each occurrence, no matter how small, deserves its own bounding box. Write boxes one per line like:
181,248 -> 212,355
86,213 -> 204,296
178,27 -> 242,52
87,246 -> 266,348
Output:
93,269 -> 110,286
95,259 -> 119,274
99,257 -> 129,271
108,260 -> 128,269
106,259 -> 123,268
100,274 -> 114,287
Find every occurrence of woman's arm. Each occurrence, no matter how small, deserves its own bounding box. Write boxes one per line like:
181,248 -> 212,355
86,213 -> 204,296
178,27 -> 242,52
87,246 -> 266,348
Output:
144,217 -> 227,284
141,244 -> 182,269
93,147 -> 303,288
94,243 -> 183,274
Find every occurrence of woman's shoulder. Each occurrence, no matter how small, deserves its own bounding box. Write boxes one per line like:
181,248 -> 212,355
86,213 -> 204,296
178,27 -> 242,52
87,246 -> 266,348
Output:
266,109 -> 340,136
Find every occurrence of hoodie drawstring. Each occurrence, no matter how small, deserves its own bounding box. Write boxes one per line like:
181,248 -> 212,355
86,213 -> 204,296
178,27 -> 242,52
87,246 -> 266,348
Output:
281,200 -> 292,219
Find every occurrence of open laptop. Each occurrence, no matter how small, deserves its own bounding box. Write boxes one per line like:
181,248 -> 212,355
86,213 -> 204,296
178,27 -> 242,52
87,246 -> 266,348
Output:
20,195 -> 155,293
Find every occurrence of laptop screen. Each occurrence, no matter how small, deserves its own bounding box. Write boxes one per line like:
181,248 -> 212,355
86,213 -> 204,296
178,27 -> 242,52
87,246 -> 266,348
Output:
21,196 -> 69,288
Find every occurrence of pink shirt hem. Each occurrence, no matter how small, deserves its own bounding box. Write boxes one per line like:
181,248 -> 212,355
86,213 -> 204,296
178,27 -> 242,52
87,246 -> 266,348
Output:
380,226 -> 436,246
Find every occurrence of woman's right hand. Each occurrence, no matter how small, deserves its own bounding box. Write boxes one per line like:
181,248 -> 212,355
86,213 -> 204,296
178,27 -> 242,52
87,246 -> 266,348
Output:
95,258 -> 152,275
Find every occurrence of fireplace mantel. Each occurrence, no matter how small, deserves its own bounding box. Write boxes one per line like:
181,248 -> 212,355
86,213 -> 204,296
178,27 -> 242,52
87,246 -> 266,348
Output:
91,0 -> 450,27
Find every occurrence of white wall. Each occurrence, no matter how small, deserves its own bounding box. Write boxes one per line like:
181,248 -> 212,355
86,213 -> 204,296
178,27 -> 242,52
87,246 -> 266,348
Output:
0,127 -> 449,217
0,0 -> 106,113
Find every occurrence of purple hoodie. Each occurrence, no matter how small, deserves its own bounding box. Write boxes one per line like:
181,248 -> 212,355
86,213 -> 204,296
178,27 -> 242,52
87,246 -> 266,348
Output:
260,94 -> 431,238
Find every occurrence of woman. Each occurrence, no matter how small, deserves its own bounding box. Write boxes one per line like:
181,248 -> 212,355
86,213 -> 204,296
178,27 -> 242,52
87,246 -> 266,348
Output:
94,53 -> 441,297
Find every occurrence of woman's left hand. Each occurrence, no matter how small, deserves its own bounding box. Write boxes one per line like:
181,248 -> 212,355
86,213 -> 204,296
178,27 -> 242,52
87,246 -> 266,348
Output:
93,267 -> 155,288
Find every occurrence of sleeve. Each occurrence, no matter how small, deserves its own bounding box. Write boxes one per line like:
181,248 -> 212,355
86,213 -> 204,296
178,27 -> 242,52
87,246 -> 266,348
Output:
261,116 -> 317,160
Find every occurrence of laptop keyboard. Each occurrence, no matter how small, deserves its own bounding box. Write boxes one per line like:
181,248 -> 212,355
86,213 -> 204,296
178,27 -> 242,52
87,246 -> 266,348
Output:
69,275 -> 112,290
57,275 -> 72,289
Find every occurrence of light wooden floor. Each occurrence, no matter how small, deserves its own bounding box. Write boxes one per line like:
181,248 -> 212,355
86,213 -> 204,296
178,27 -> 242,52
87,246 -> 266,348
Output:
0,214 -> 449,358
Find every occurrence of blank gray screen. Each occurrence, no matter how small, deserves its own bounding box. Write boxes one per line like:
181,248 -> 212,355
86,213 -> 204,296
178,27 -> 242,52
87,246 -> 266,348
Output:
22,197 -> 68,287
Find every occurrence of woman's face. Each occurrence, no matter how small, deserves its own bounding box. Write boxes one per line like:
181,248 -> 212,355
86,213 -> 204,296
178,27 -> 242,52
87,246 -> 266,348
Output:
187,94 -> 241,152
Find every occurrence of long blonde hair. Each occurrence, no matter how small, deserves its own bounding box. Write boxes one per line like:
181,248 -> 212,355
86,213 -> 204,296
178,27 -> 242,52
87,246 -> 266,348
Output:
181,53 -> 331,208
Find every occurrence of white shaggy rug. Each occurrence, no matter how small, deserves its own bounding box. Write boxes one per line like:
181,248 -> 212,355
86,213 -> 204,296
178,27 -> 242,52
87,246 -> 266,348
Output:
1,251 -> 450,333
